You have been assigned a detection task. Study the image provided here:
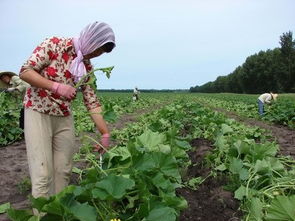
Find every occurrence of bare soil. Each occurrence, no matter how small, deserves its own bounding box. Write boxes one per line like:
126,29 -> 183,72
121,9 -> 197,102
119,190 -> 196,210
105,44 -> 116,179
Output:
177,138 -> 242,221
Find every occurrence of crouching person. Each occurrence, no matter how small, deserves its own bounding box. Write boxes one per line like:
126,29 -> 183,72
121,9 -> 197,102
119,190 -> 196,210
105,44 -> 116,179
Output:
0,71 -> 30,130
257,92 -> 278,116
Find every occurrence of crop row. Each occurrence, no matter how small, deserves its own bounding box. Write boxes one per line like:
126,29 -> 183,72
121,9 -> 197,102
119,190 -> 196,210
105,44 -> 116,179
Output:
190,93 -> 295,129
2,94 -> 295,220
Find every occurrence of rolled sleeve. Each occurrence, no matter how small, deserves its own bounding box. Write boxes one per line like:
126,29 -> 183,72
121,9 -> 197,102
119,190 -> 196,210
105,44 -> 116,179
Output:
81,84 -> 101,110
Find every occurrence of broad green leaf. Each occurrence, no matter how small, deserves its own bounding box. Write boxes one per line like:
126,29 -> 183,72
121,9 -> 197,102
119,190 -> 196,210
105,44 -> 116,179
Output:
106,146 -> 131,168
60,194 -> 97,221
175,140 -> 191,150
251,143 -> 278,160
55,185 -> 76,199
136,129 -> 167,152
216,164 -> 227,171
187,177 -> 203,190
171,146 -> 187,159
134,152 -> 180,181
93,174 -> 135,200
151,173 -> 173,191
157,144 -> 171,154
233,140 -> 250,155
266,195 -> 295,220
254,159 -> 270,174
229,157 -> 243,174
221,124 -> 233,135
27,216 -> 39,221
163,195 -> 188,210
215,135 -> 227,150
42,198 -> 64,216
7,208 -> 33,221
103,110 -> 117,122
95,66 -> 114,79
234,185 -> 247,200
0,202 -> 10,214
239,168 -> 249,180
151,152 -> 180,181
30,197 -> 51,212
133,153 -> 156,171
248,197 -> 263,221
269,158 -> 284,173
91,188 -> 109,200
145,206 -> 176,221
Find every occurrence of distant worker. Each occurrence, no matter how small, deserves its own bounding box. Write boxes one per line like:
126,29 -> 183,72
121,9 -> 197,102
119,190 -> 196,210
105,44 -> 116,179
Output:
133,86 -> 140,101
0,71 -> 30,130
257,92 -> 278,116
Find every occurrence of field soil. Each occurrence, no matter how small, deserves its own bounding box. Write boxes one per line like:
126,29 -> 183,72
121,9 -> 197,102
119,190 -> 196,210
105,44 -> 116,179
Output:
177,138 -> 242,221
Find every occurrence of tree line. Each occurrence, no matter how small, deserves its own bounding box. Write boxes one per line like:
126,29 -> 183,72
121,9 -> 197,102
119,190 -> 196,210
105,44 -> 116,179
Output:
98,89 -> 188,93
190,31 -> 295,94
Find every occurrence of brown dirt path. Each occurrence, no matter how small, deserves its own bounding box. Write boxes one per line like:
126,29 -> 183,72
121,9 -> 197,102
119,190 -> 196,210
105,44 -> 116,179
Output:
177,138 -> 242,221
0,103 -> 164,221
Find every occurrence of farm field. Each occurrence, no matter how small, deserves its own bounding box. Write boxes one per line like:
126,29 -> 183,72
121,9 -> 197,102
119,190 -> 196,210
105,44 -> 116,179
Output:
0,92 -> 295,221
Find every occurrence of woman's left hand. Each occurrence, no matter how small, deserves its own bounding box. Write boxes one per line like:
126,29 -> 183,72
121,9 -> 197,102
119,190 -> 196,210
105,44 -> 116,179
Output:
100,133 -> 110,148
93,133 -> 110,154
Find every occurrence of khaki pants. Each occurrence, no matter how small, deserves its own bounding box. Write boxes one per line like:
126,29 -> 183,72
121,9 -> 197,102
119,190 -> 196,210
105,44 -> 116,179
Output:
24,108 -> 76,198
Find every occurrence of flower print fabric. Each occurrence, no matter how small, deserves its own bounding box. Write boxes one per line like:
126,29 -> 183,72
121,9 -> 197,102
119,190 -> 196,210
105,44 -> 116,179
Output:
20,37 -> 101,116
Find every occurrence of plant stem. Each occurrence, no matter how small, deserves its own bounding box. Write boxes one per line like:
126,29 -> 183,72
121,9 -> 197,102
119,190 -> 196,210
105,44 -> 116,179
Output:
92,199 -> 104,220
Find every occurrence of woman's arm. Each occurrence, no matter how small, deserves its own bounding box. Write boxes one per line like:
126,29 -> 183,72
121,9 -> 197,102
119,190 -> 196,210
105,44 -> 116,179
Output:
89,106 -> 109,135
20,69 -> 54,90
21,69 -> 76,100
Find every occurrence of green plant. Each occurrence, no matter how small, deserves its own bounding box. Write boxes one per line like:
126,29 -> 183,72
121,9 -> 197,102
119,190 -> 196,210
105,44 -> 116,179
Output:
17,177 -> 31,194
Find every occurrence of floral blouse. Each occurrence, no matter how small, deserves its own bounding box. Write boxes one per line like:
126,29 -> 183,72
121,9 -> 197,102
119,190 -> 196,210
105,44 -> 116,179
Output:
20,37 -> 101,116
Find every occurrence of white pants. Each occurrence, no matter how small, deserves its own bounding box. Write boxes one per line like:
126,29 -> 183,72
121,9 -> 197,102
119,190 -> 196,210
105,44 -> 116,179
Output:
24,108 -> 76,198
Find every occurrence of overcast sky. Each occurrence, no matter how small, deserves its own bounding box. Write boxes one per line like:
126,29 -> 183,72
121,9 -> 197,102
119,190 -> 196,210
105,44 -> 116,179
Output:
0,0 -> 294,89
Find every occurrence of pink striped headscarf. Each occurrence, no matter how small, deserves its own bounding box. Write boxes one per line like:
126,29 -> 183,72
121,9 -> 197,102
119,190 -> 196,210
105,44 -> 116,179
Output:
70,21 -> 115,82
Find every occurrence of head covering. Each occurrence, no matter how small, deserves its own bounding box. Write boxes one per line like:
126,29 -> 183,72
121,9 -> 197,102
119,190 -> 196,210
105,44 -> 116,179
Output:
70,21 -> 116,82
0,71 -> 16,89
271,93 -> 278,100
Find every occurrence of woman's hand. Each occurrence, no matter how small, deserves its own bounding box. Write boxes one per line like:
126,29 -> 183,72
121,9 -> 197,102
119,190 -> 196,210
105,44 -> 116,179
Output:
51,82 -> 76,99
93,133 -> 110,154
100,133 -> 110,148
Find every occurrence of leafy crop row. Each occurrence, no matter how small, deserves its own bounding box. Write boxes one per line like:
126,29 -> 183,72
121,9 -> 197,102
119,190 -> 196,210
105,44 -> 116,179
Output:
1,94 -> 295,220
182,100 -> 295,220
3,98 -> 192,221
0,92 -> 23,146
192,93 -> 295,129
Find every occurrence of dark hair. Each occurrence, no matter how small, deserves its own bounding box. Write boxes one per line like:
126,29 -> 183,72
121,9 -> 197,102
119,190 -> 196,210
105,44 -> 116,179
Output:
101,42 -> 115,53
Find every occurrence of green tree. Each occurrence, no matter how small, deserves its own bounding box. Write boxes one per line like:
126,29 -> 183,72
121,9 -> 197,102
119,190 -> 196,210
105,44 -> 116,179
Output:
279,31 -> 295,91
